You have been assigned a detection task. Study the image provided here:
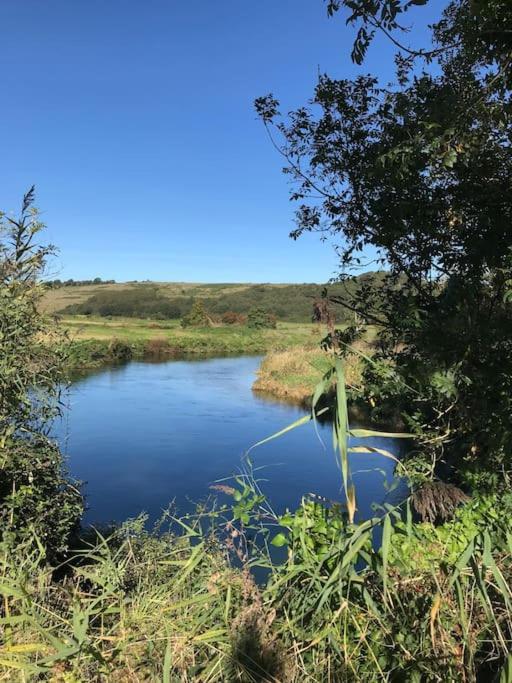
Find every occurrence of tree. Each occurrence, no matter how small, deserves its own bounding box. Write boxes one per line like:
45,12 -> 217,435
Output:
181,300 -> 211,327
256,1 -> 512,487
247,308 -> 277,329
0,189 -> 82,557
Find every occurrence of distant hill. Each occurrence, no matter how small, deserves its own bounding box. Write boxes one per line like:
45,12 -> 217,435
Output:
41,275 -> 385,322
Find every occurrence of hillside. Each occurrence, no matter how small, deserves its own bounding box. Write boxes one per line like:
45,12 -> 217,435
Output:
42,274 -> 384,322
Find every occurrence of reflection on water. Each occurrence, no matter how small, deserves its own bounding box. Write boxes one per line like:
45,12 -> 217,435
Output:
55,356 -> 408,525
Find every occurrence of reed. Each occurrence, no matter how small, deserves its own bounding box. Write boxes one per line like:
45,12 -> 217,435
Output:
1,493 -> 511,681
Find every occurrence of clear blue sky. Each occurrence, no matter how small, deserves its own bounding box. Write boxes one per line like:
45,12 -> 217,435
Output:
1,0 -> 437,283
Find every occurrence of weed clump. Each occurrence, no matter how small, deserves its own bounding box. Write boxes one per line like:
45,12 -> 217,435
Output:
222,310 -> 248,325
412,480 -> 470,523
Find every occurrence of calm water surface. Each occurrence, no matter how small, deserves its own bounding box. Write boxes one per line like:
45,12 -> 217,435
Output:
56,356 -> 407,524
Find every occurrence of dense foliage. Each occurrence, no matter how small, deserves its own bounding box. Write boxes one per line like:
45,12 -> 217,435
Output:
263,491 -> 512,681
221,310 -> 248,325
181,299 -> 212,327
0,189 -> 82,558
256,0 -> 512,488
65,286 -> 183,319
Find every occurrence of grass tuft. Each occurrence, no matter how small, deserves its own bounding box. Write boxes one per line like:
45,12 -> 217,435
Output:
253,344 -> 364,404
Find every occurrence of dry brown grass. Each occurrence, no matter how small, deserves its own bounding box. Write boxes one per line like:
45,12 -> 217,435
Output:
143,337 -> 176,357
253,344 -> 364,404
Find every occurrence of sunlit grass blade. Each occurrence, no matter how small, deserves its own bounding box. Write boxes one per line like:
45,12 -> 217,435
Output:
381,514 -> 392,602
348,445 -> 400,463
349,429 -> 414,439
247,406 -> 329,455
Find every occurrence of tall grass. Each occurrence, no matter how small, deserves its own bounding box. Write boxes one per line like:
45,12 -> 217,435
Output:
0,519 -> 257,681
252,345 -> 363,404
261,496 -> 512,681
1,495 -> 511,680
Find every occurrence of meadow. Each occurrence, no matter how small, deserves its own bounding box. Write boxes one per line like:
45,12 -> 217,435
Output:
61,315 -> 324,369
41,281 -> 265,314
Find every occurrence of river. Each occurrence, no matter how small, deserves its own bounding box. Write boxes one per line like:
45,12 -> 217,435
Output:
56,355 -> 407,525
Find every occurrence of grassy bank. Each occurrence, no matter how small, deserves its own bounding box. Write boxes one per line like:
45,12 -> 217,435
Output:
62,316 -> 323,369
2,490 -> 512,681
253,341 -> 368,405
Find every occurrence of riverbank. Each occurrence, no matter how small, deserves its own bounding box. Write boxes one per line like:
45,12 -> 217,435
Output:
252,340 -> 370,405
4,488 -> 511,681
62,316 -> 372,408
62,315 -> 324,369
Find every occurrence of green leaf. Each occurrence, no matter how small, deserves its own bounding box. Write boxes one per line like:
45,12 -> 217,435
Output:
271,532 -> 288,547
349,429 -> 413,439
497,653 -> 512,683
442,148 -> 457,168
381,514 -> 392,600
162,637 -> 172,683
240,512 -> 250,525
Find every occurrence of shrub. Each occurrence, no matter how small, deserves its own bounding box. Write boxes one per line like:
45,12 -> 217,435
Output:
221,310 -> 247,325
144,337 -> 174,357
107,338 -> 132,363
181,300 -> 211,328
247,307 -> 277,329
0,189 -> 83,557
0,437 -> 82,558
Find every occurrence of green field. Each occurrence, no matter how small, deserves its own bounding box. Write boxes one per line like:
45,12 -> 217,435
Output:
62,315 -> 324,368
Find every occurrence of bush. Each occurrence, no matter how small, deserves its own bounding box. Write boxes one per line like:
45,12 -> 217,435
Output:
107,339 -> 132,362
0,437 -> 82,558
0,189 -> 83,558
247,307 -> 277,329
181,300 -> 211,328
221,310 -> 247,325
144,337 -> 174,357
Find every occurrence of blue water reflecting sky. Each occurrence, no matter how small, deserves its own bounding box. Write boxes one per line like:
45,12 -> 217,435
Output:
55,357 -> 407,525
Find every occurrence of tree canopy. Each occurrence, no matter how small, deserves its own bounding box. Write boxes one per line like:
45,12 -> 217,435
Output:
256,0 -> 512,486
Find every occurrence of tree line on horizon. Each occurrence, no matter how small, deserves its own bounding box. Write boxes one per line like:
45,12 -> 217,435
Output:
45,277 -> 116,287
60,273 -> 386,322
